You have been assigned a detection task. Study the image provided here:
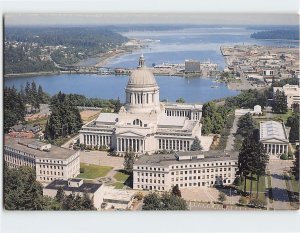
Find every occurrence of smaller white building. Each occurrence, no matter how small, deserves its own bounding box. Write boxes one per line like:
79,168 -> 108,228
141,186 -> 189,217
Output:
102,187 -> 135,210
4,137 -> 80,184
235,105 -> 262,116
43,178 -> 104,210
259,121 -> 289,159
133,150 -> 238,192
273,84 -> 300,108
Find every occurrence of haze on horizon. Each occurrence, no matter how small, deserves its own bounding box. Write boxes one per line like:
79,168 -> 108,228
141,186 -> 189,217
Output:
4,13 -> 299,27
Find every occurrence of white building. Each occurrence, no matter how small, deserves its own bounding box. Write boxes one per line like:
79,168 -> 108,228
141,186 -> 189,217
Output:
43,178 -> 104,210
273,84 -> 300,108
185,59 -> 201,73
4,137 -> 80,183
259,121 -> 289,159
133,151 -> 238,191
79,56 -> 203,155
235,105 -> 262,116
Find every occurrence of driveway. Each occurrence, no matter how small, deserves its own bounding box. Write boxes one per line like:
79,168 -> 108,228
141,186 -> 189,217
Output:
268,160 -> 293,210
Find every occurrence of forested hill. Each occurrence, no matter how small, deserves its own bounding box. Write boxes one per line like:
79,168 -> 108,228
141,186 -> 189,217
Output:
4,27 -> 128,74
250,29 -> 299,40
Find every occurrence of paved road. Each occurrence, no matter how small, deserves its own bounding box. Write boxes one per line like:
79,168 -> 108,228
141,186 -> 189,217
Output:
188,201 -> 262,211
225,115 -> 239,151
268,160 -> 293,210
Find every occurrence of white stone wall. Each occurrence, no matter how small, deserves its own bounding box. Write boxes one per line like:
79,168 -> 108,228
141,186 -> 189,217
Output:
133,160 -> 238,191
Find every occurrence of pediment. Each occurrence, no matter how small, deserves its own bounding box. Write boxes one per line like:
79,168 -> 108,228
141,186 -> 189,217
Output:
260,138 -> 289,144
116,130 -> 146,138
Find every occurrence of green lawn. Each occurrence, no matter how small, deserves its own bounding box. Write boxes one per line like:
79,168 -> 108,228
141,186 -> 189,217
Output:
237,175 -> 266,193
113,182 -> 125,189
270,110 -> 293,124
78,163 -> 113,179
113,171 -> 130,183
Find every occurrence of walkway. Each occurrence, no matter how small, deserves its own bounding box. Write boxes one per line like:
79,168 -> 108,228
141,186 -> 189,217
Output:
225,115 -> 239,151
268,160 -> 293,210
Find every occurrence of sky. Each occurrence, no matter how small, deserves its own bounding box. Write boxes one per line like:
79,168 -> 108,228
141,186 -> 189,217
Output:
2,0 -> 299,26
4,13 -> 299,26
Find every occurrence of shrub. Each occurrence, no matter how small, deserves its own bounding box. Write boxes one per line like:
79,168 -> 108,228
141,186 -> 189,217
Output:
238,196 -> 248,205
234,177 -> 242,186
280,154 -> 288,160
249,198 -> 266,208
134,192 -> 144,201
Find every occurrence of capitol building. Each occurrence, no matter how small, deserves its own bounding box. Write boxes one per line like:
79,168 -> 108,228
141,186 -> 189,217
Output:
79,55 -> 203,155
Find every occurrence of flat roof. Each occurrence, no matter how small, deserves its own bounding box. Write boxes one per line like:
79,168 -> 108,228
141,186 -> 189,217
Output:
44,179 -> 102,194
4,137 -> 78,160
134,150 -> 238,167
260,121 -> 288,141
95,113 -> 119,123
158,116 -> 186,127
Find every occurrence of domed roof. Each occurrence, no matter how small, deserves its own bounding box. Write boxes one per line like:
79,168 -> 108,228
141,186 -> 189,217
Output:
127,55 -> 157,87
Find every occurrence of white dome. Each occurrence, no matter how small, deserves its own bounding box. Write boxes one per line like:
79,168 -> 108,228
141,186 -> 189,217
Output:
127,68 -> 157,87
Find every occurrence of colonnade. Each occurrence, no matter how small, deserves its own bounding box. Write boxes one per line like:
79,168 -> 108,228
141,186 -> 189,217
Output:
164,109 -> 201,120
117,138 -> 145,153
264,143 -> 288,155
127,92 -> 157,105
83,134 -> 111,147
158,138 -> 191,151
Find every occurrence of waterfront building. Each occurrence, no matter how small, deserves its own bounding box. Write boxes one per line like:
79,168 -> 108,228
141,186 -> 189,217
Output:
273,84 -> 300,108
43,178 -> 104,210
133,150 -> 238,191
4,137 -> 80,183
259,121 -> 289,159
79,55 -> 203,155
184,59 -> 201,73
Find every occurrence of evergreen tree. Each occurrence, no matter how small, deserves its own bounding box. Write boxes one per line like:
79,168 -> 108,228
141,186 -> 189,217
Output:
142,192 -> 163,210
172,184 -> 182,197
236,113 -> 255,138
37,85 -> 45,104
4,87 -> 25,132
114,97 -> 122,113
81,192 -> 96,210
123,150 -> 135,173
272,90 -> 288,114
55,187 -> 65,202
45,92 -> 83,142
286,113 -> 299,143
291,146 -> 299,180
190,136 -> 203,151
201,117 -> 213,135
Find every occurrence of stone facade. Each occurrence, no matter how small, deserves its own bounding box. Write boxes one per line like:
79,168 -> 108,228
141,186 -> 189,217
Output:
259,121 -> 289,159
273,84 -> 300,108
133,151 -> 238,191
79,56 -> 203,155
4,137 -> 80,183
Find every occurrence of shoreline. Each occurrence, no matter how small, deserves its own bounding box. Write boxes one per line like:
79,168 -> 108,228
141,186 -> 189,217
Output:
4,71 -> 61,78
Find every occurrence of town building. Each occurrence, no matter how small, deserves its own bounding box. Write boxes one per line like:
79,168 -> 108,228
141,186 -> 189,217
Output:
185,59 -> 201,73
4,137 -> 80,183
259,121 -> 289,159
79,56 -> 203,155
8,123 -> 43,139
133,150 -> 238,191
235,105 -> 262,116
43,178 -> 104,210
102,186 -> 135,210
273,84 -> 300,108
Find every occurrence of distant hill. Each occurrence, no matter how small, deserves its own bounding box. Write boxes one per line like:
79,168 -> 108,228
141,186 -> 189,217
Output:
250,29 -> 299,40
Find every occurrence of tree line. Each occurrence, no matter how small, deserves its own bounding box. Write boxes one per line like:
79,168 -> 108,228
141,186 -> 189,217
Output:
45,92 -> 83,144
4,86 -> 25,132
250,29 -> 299,40
4,44 -> 58,74
4,165 -> 95,210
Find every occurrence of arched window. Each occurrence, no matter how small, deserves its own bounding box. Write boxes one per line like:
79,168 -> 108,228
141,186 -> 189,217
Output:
133,119 -> 143,127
